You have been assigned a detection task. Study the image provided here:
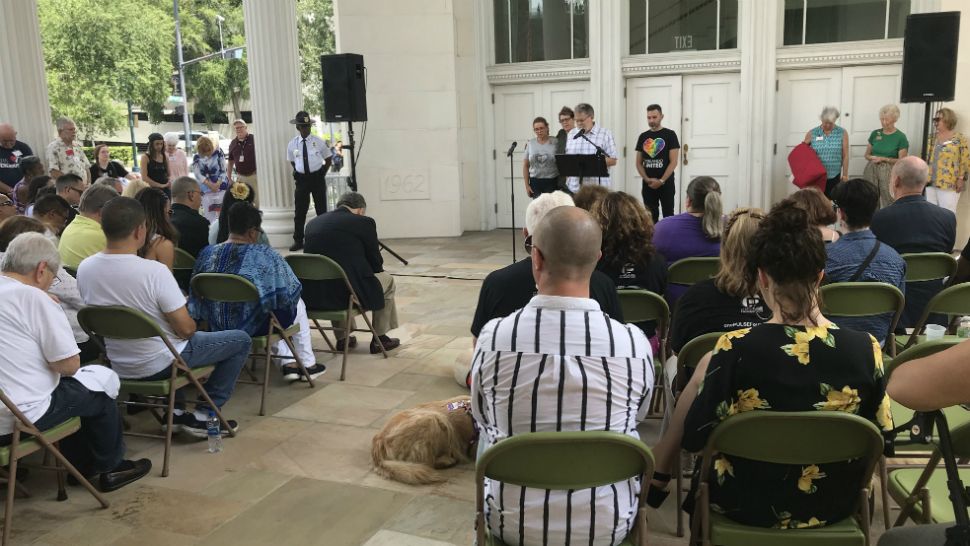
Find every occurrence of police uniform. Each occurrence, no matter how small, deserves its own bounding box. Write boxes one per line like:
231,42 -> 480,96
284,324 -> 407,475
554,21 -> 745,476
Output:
287,111 -> 333,247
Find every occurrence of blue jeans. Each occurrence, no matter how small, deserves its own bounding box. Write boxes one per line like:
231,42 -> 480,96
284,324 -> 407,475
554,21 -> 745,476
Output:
143,330 -> 251,411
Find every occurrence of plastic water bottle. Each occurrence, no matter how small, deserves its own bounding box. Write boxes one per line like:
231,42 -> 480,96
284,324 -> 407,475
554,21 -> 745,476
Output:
206,411 -> 223,453
958,317 -> 970,339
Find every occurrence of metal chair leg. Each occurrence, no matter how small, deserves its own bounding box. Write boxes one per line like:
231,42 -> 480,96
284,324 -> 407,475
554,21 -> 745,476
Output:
3,432 -> 19,546
162,387 -> 176,477
878,456 -> 891,530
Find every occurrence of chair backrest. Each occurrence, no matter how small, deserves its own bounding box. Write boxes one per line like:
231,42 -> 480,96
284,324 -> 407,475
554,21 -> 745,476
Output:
284,254 -> 349,282
908,283 -> 970,342
190,273 -> 260,304
476,431 -> 654,491
901,252 -> 957,282
884,338 -> 963,377
616,289 -> 669,327
63,266 -> 77,278
820,282 -> 904,342
675,331 -> 725,390
668,257 -> 720,287
173,247 -> 196,271
78,306 -> 166,340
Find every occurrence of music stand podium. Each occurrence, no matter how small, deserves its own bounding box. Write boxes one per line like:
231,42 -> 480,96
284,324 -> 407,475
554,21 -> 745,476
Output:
556,154 -> 609,190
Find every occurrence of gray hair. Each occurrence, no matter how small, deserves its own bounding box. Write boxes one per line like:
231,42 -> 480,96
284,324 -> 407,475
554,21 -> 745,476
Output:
879,104 -> 901,122
163,132 -> 180,146
55,117 -> 75,131
78,184 -> 118,214
525,190 -> 574,234
232,119 -> 247,127
820,106 -> 840,123
575,103 -> 594,118
1,232 -> 61,275
336,192 -> 367,210
892,156 -> 930,190
171,176 -> 199,200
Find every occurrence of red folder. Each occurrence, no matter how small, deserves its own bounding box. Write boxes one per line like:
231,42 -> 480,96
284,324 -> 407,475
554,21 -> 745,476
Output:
788,142 -> 827,192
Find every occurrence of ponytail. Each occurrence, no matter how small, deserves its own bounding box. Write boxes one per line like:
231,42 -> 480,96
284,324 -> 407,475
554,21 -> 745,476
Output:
687,176 -> 723,240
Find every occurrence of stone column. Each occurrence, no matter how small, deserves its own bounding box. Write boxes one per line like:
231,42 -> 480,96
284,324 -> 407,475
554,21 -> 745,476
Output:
242,0 -> 303,248
0,0 -> 53,157
588,1 -> 625,189
737,0 -> 778,209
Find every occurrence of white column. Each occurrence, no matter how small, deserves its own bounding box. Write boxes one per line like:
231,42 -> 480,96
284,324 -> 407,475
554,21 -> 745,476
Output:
242,0 -> 303,248
737,0 -> 778,209
588,1 -> 625,189
0,0 -> 53,156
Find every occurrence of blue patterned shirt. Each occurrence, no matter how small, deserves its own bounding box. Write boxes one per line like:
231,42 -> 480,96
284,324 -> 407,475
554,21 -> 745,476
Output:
810,125 -> 845,179
825,229 -> 906,344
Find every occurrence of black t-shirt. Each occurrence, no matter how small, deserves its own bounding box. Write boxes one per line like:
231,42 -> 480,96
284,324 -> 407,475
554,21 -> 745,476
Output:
635,128 -> 680,179
670,278 -> 770,353
90,160 -> 129,183
0,141 -> 33,188
470,258 -> 623,337
597,253 -> 668,336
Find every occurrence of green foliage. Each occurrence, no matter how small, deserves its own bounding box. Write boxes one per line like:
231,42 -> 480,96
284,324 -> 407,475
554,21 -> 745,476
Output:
82,146 -> 134,168
298,0 -> 336,117
38,0 -> 174,141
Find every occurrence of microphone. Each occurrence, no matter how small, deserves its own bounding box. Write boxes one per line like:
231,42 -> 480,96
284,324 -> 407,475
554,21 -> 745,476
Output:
572,129 -> 586,140
506,141 -> 517,157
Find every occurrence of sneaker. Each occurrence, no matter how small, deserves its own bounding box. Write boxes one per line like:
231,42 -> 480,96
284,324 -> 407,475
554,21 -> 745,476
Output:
281,366 -> 302,382
180,414 -> 239,439
300,363 -> 327,382
289,242 -> 304,251
160,411 -> 196,434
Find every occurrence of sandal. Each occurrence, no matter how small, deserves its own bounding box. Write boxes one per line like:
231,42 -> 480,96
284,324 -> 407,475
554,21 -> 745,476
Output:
646,471 -> 672,508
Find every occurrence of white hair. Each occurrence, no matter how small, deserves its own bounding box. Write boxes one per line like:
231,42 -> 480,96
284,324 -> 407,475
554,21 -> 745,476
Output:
820,106 -> 840,123
525,191 -> 574,235
1,232 -> 61,275
55,117 -> 75,131
879,104 -> 901,122
163,132 -> 180,146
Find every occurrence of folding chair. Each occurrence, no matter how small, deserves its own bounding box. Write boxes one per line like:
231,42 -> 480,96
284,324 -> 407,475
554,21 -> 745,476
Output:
63,266 -> 77,278
0,390 -> 108,546
667,257 -> 720,288
78,306 -> 235,478
820,282 -> 905,357
190,273 -> 315,417
895,282 -> 970,352
173,247 -> 196,272
617,289 -> 670,419
284,254 -> 388,381
691,411 -> 884,546
475,431 -> 655,546
900,252 -> 957,283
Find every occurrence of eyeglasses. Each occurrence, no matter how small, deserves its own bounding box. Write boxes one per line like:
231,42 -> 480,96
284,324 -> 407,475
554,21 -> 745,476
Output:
559,117 -> 572,123
523,234 -> 533,255
0,200 -> 12,208
68,186 -> 84,195
933,117 -> 942,123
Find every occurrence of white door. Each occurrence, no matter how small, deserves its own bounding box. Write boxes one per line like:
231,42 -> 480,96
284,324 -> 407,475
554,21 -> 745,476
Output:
624,76 -> 682,199
493,81 -> 590,228
840,65 -> 905,178
681,73 -> 741,212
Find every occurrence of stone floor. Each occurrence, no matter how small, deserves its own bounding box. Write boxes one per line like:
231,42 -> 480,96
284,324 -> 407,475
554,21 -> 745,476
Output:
9,230 -> 910,545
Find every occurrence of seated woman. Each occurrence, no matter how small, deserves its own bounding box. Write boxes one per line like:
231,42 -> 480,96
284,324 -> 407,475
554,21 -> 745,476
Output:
590,191 -> 667,341
786,187 -> 840,243
649,201 -> 891,530
134,187 -> 178,271
572,184 -> 609,212
209,182 -> 269,245
189,202 -> 326,382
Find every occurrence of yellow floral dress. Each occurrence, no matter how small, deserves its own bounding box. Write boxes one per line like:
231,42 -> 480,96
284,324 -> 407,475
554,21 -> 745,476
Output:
683,323 -> 891,528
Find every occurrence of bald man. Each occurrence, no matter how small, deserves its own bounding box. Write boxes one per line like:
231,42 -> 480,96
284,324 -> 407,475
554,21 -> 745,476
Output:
872,155 -> 956,328
471,206 -> 653,546
0,123 -> 34,196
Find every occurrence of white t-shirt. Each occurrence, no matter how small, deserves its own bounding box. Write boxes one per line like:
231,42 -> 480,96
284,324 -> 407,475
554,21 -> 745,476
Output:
0,276 -> 79,434
77,253 -> 189,378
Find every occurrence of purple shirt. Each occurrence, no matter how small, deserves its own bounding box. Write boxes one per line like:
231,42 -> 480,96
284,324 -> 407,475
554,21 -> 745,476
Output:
653,212 -> 721,302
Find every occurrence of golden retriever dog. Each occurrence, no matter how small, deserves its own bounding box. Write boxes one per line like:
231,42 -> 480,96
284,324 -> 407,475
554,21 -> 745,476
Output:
372,395 -> 478,485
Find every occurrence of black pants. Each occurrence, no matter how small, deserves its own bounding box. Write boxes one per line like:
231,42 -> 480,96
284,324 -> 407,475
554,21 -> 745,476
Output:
642,176 -> 676,223
529,177 -> 558,197
293,169 -> 329,244
824,175 -> 841,199
0,378 -> 124,475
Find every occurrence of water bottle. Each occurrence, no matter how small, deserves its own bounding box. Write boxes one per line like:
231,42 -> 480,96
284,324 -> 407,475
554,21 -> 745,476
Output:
206,411 -> 223,453
958,316 -> 970,339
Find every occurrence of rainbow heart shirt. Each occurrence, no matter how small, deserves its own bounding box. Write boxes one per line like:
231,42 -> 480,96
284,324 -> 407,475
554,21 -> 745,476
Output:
642,137 -> 666,158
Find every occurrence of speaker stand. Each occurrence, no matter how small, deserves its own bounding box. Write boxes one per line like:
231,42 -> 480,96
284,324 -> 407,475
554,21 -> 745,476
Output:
921,101 -> 933,161
509,149 -> 517,264
346,122 -> 359,192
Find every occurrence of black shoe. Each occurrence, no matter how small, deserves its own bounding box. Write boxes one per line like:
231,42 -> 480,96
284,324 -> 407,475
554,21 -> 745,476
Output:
646,471 -> 672,508
335,336 -> 357,351
300,363 -> 327,381
160,411 -> 197,434
281,366 -> 302,382
289,242 -> 304,251
370,335 -> 400,354
180,414 -> 239,439
99,458 -> 152,492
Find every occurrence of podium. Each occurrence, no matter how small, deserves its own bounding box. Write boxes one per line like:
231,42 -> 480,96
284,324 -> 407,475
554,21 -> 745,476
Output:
555,153 -> 609,189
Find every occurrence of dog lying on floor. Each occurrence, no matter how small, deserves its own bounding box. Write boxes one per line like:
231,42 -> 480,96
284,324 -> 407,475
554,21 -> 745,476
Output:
372,395 -> 478,485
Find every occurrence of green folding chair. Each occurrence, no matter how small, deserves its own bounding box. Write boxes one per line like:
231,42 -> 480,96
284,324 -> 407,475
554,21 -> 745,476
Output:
190,273 -> 315,417
78,306 -> 234,477
475,431 -> 655,546
0,389 -> 108,546
617,289 -> 670,419
173,247 -> 196,272
900,252 -> 957,283
63,266 -> 77,278
668,257 -> 720,288
895,282 -> 970,352
284,254 -> 388,381
820,282 -> 904,357
692,411 -> 884,546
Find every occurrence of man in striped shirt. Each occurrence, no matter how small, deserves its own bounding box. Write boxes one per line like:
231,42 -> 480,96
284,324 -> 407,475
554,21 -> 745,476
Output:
472,206 -> 653,546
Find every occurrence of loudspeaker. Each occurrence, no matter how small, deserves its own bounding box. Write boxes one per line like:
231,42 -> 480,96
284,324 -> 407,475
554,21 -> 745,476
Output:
901,12 -> 960,103
321,53 -> 367,122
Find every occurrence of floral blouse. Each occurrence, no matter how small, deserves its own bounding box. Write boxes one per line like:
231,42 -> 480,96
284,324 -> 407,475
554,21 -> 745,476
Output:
682,323 -> 892,529
927,132 -> 970,192
192,149 -> 228,195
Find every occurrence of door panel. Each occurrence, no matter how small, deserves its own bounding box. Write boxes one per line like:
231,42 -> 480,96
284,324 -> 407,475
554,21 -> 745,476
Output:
841,65 -> 904,177
624,76 -> 682,198
682,74 -> 740,212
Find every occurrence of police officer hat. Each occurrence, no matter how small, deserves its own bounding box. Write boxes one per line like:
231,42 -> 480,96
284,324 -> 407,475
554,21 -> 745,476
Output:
289,111 -> 313,125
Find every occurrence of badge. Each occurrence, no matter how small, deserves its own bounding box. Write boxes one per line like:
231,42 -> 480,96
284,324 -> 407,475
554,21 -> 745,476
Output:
875,133 -> 883,141
815,136 -> 824,141
238,154 -> 245,163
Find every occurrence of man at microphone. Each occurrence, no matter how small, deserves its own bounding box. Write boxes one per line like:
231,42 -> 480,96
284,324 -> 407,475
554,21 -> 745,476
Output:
563,103 -> 618,193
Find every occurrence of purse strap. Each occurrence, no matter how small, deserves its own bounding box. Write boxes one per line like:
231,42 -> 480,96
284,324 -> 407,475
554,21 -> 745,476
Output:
848,240 -> 881,282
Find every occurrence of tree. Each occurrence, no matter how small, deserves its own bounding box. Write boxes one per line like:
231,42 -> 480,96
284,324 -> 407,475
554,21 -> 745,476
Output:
297,0 -> 336,117
38,0 -> 174,140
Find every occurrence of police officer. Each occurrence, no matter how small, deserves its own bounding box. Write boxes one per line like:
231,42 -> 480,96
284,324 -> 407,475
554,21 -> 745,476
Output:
287,111 -> 332,251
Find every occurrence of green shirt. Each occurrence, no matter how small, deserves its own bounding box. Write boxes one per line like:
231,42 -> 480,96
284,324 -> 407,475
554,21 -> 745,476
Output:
868,129 -> 909,159
58,214 -> 106,269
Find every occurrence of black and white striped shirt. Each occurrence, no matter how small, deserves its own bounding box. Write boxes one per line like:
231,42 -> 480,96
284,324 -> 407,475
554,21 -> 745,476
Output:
471,295 -> 653,546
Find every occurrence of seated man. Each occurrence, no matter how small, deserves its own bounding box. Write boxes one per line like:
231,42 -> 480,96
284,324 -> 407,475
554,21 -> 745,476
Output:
169,176 -> 210,258
0,232 -> 150,491
826,178 -> 906,343
472,206 -> 653,546
871,156 -> 956,328
303,192 -> 401,353
190,202 -> 326,382
55,173 -> 86,225
31,193 -> 72,237
59,184 -> 117,270
77,197 -> 251,438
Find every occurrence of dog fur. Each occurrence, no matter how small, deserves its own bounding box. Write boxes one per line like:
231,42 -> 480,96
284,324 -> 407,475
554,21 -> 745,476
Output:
371,395 -> 477,485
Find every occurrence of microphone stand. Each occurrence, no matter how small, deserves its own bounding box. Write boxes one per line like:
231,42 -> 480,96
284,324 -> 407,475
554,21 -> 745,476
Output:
574,130 -> 607,190
506,142 -> 518,264
378,240 -> 408,266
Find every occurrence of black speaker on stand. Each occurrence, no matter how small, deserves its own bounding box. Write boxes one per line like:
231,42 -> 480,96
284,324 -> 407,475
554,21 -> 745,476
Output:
321,53 -> 367,192
900,12 -> 960,159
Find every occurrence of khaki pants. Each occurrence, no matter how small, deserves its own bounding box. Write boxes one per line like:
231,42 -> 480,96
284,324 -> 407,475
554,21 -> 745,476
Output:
236,172 -> 257,188
334,271 -> 398,337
